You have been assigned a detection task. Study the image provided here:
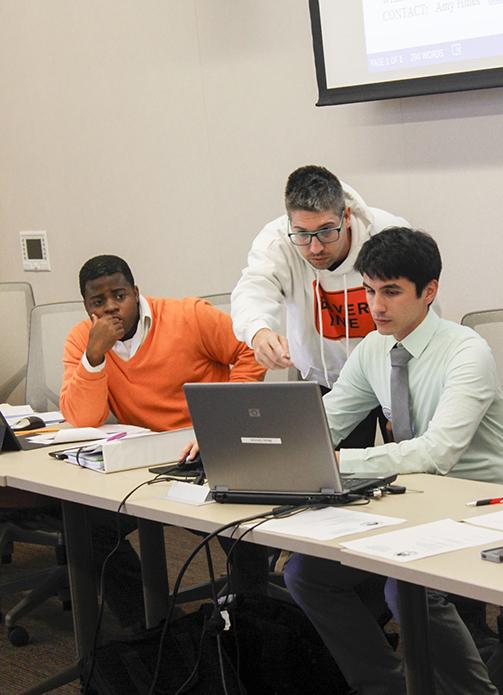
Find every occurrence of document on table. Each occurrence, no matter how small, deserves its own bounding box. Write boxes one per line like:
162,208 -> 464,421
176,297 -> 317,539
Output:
34,410 -> 65,425
341,519 -> 503,563
464,510 -> 503,531
0,404 -> 64,425
1,404 -> 35,419
29,424 -> 148,445
245,507 -> 406,541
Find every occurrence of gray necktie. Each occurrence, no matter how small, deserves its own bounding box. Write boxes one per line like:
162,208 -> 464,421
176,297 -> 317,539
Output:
390,344 -> 413,443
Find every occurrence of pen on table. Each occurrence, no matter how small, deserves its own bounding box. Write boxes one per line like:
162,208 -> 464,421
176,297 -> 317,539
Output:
105,431 -> 128,442
466,497 -> 503,507
15,426 -> 61,437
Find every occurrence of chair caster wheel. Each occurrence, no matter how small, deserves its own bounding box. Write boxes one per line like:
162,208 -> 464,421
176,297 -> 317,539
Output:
8,625 -> 30,646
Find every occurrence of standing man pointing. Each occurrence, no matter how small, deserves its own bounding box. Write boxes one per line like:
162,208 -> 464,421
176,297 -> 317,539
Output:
231,165 -> 408,446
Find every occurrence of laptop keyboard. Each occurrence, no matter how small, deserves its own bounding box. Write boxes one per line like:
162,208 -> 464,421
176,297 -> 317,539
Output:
341,477 -> 377,491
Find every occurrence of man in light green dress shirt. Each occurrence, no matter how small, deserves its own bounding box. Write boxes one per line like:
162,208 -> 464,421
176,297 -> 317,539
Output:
284,227 -> 503,695
326,280 -> 503,484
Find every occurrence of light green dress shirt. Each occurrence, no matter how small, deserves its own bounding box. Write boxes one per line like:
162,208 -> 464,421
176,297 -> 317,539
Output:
323,310 -> 503,483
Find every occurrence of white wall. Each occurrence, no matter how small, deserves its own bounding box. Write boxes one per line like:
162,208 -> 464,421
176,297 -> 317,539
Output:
1,0 -> 502,321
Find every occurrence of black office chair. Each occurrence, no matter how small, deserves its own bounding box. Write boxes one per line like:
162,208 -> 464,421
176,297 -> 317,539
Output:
0,289 -> 79,645
0,489 -> 70,646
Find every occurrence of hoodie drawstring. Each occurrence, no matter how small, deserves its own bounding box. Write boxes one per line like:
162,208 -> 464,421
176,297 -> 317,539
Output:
343,273 -> 350,358
316,271 -> 350,390
315,272 -> 330,389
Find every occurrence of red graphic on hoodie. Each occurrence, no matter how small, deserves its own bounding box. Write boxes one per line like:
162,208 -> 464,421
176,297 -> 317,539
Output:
313,283 -> 375,340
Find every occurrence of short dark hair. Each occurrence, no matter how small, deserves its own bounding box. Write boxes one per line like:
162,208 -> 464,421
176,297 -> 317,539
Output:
79,255 -> 135,298
354,227 -> 442,297
285,165 -> 345,215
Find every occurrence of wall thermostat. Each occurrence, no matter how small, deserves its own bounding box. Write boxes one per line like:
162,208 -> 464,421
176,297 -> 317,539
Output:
19,231 -> 51,271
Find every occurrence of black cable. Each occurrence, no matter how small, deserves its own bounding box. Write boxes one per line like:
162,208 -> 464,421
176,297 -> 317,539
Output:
220,497 -> 372,686
146,506 -> 304,695
219,503 -> 330,688
216,633 -> 230,695
171,545 -> 230,695
82,482 -> 369,694
205,543 -> 230,695
81,474 -> 167,694
222,499 -> 368,596
223,514 -> 283,689
171,615 -> 209,695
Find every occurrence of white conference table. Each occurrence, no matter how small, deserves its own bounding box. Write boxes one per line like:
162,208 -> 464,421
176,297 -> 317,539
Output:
3,446 -> 503,695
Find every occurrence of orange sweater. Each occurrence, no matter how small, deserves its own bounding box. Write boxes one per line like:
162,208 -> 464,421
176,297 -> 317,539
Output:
60,297 -> 265,430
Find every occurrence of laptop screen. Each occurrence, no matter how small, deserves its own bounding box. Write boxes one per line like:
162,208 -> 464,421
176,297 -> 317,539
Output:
184,382 -> 345,496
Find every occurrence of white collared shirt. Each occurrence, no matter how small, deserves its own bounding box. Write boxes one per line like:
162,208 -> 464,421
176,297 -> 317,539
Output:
323,310 -> 503,483
81,295 -> 152,372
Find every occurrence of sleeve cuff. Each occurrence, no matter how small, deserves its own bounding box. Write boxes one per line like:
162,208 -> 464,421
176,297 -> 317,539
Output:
245,321 -> 272,348
81,352 -> 106,373
338,448 -> 366,474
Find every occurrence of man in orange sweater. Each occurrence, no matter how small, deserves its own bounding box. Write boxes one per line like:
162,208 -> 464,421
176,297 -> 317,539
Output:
60,254 -> 266,632
61,255 -> 265,436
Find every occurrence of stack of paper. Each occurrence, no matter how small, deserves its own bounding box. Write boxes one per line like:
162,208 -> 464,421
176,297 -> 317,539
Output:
64,443 -> 104,471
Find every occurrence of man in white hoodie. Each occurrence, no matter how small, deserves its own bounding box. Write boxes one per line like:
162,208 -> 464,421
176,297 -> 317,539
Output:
231,165 -> 408,447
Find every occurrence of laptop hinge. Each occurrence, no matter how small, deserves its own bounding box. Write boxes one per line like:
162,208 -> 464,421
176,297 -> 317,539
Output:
320,488 -> 337,495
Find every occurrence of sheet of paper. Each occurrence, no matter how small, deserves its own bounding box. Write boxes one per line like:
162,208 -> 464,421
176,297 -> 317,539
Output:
246,507 -> 406,541
1,404 -> 34,419
464,510 -> 503,532
341,518 -> 503,563
28,424 -> 150,445
36,410 -> 64,424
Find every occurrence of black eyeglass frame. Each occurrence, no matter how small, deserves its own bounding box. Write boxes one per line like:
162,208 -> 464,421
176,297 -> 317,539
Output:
287,208 -> 347,246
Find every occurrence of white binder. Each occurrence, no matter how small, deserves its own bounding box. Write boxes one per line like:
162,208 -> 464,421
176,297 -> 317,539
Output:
62,427 -> 195,473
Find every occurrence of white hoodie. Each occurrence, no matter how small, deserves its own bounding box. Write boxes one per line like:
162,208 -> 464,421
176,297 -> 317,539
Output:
231,183 -> 409,388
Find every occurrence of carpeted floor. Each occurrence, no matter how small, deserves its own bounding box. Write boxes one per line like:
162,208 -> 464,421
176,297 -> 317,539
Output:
0,525 -> 228,694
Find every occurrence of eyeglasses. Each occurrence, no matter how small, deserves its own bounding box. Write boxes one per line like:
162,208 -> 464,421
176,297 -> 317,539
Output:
287,210 -> 346,247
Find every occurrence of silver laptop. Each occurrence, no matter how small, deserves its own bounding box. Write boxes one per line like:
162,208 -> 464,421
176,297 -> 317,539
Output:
183,382 -> 396,505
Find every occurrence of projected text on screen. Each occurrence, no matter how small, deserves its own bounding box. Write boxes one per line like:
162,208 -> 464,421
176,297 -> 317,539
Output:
362,0 -> 503,73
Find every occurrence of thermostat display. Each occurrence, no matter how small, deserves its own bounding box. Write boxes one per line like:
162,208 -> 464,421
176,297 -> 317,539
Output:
19,231 -> 51,271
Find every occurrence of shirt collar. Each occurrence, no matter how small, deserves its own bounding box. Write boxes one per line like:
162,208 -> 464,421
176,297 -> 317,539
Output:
112,294 -> 152,358
386,309 -> 440,360
138,294 -> 152,332
129,294 -> 151,343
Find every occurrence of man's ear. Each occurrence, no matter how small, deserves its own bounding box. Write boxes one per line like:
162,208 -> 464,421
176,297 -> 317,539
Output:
424,279 -> 439,307
134,285 -> 140,302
